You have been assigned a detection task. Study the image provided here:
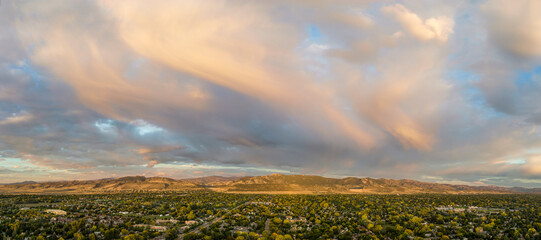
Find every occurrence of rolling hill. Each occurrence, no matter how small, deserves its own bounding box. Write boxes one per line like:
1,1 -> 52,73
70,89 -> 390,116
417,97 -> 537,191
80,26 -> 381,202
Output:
0,176 -> 200,194
182,176 -> 244,185
211,174 -> 521,194
0,174 -> 539,194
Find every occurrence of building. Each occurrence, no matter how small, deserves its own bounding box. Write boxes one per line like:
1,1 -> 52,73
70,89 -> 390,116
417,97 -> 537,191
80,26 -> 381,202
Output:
45,209 -> 67,215
133,224 -> 168,232
156,219 -> 179,224
151,226 -> 168,232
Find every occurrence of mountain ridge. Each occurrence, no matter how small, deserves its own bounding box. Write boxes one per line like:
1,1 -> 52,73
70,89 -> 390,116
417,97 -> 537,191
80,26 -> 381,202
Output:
0,174 -> 539,194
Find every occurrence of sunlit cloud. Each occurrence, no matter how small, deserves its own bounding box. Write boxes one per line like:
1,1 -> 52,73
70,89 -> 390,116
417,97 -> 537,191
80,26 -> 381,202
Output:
0,112 -> 33,125
382,4 -> 454,43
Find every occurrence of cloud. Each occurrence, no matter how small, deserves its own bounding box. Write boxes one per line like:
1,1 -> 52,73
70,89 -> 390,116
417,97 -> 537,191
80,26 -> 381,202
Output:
0,0 -> 540,187
461,0 -> 541,117
99,0 -> 380,149
350,47 -> 449,150
15,0 -> 210,123
137,146 -> 184,155
382,4 -> 454,43
146,160 -> 159,168
8,0 -> 380,153
482,0 -> 541,58
0,112 -> 33,125
523,155 -> 541,175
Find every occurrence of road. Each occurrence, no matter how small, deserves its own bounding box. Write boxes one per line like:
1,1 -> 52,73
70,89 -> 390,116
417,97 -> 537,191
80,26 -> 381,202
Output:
178,201 -> 248,239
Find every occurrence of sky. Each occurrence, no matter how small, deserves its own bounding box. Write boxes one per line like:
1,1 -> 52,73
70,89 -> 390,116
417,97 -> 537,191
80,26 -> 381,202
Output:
0,0 -> 541,187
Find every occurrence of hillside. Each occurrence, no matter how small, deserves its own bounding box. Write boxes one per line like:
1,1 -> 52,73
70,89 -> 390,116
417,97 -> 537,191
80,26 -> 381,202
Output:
0,174 -> 539,194
0,176 -> 200,194
182,176 -> 243,185
213,174 -> 520,194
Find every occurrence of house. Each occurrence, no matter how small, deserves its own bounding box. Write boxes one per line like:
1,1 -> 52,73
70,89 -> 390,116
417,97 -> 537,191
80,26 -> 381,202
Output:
133,224 -> 150,228
151,226 -> 168,232
133,224 -> 168,232
185,220 -> 197,225
290,217 -> 307,223
180,226 -> 190,231
45,209 -> 67,215
156,219 -> 179,224
249,201 -> 273,205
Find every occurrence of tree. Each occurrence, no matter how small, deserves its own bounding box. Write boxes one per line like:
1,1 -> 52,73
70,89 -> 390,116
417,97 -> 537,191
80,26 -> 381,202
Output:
165,228 -> 178,240
74,232 -> 84,240
187,211 -> 196,220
